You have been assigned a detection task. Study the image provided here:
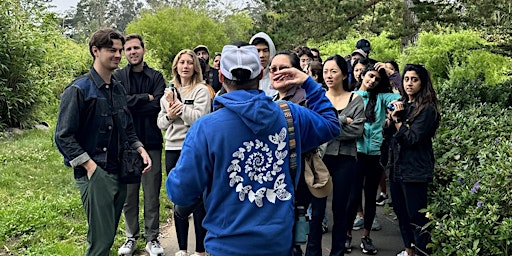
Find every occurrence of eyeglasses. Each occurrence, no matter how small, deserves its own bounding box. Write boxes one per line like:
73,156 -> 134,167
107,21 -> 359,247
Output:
269,66 -> 291,73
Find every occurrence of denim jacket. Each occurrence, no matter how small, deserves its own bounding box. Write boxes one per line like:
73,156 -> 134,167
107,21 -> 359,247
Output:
55,68 -> 143,178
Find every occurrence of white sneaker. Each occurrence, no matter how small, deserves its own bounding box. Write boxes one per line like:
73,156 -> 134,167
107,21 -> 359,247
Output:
145,240 -> 164,256
175,251 -> 188,256
352,215 -> 364,230
118,238 -> 136,255
397,250 -> 411,256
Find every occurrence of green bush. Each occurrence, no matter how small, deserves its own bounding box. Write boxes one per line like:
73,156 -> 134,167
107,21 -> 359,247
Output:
429,103 -> 512,255
400,29 -> 512,86
0,0 -> 46,129
437,75 -> 512,110
0,1 -> 90,130
311,32 -> 401,62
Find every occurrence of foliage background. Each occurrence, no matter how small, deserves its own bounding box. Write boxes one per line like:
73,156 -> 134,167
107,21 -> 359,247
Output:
1,0 -> 512,255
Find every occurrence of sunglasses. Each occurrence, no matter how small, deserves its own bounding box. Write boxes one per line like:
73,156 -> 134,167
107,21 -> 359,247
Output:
269,66 -> 291,73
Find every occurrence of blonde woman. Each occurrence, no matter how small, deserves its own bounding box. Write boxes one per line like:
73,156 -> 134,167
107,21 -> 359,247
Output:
158,49 -> 211,256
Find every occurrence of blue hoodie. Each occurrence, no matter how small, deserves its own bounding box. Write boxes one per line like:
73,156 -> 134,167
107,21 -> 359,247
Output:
167,77 -> 339,256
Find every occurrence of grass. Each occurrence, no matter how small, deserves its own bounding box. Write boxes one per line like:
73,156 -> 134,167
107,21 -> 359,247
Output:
0,128 -> 172,255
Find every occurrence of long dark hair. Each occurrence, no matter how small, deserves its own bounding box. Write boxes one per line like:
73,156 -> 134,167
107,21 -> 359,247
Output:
351,57 -> 371,91
399,64 -> 440,122
360,63 -> 392,123
324,55 -> 350,91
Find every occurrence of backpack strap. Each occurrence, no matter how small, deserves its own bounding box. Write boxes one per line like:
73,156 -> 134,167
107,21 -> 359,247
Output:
278,101 -> 298,186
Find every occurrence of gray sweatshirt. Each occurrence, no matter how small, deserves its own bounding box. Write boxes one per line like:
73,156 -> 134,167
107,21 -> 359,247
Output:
320,93 -> 365,157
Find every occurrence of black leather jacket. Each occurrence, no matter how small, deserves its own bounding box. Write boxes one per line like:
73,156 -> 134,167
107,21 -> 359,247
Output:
55,68 -> 142,178
114,63 -> 166,150
383,102 -> 440,183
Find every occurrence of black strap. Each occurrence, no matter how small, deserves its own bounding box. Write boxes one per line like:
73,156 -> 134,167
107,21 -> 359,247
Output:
349,92 -> 354,103
278,102 -> 297,187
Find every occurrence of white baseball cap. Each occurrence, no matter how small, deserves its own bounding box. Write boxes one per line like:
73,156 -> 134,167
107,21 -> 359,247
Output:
220,44 -> 262,81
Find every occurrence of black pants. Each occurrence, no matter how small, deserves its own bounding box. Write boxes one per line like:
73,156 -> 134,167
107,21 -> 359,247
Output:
390,181 -> 431,256
166,150 -> 207,253
305,155 -> 356,256
347,153 -> 382,233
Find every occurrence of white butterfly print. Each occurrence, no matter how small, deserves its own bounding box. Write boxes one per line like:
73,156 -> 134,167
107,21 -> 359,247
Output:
274,174 -> 292,201
232,148 -> 246,160
236,183 -> 252,201
243,141 -> 254,151
249,187 -> 266,207
227,160 -> 241,173
229,172 -> 244,187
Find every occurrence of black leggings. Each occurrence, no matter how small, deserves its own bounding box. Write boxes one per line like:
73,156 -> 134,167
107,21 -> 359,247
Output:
166,150 -> 207,252
390,181 -> 431,256
347,153 -> 382,233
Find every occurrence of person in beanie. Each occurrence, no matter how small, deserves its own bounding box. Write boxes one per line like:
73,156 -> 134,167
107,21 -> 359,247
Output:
193,45 -> 222,92
166,41 -> 340,256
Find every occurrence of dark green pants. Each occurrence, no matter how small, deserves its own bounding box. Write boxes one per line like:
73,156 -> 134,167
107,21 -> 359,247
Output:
76,166 -> 127,256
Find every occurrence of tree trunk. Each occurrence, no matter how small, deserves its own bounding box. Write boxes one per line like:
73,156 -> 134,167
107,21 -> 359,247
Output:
401,0 -> 418,50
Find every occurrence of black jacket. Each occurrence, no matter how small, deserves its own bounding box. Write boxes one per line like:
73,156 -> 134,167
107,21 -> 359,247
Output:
55,68 -> 143,178
114,63 -> 166,150
383,102 -> 440,183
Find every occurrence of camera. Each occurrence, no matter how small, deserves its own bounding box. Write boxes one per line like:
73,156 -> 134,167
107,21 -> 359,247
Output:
387,103 -> 395,111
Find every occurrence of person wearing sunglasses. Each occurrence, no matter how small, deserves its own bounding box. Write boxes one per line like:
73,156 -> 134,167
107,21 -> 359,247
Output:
269,50 -> 306,102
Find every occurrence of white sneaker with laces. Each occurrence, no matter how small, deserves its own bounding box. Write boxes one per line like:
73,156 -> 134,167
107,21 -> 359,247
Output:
118,238 -> 136,255
397,250 -> 411,256
175,251 -> 188,256
145,240 -> 164,256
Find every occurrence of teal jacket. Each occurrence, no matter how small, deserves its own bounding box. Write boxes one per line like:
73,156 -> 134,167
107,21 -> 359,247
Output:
354,91 -> 400,155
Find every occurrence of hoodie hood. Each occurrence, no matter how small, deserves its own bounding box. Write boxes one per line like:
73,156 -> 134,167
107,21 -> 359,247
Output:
249,32 -> 277,96
213,90 -> 279,135
249,32 -> 277,70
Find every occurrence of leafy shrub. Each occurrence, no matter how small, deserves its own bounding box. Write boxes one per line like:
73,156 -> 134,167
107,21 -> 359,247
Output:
0,0 -> 46,129
428,103 -> 512,255
437,75 -> 512,110
311,32 -> 401,63
399,29 -> 512,86
126,7 -> 230,79
0,1 -> 90,130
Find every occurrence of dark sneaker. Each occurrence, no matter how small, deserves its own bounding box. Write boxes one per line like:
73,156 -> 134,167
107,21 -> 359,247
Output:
376,192 -> 389,206
360,236 -> 378,255
344,235 -> 352,253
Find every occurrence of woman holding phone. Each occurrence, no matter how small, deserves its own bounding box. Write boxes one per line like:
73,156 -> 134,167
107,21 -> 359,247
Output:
157,49 -> 211,256
383,64 -> 440,256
